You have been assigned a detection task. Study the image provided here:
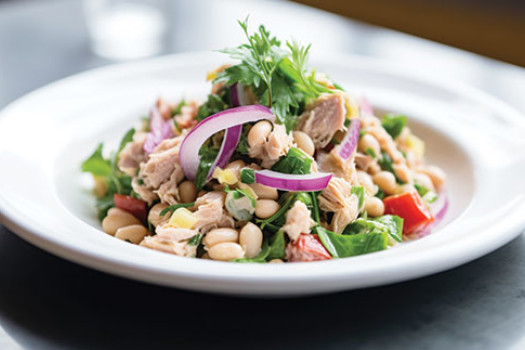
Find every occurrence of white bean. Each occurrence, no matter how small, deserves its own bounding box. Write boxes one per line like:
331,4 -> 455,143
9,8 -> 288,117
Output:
268,259 -> 284,264
179,181 -> 197,203
203,228 -> 239,248
208,242 -> 245,261
292,131 -> 315,156
357,170 -> 378,196
248,121 -> 272,148
358,133 -> 381,156
148,203 -> 170,228
102,209 -> 141,236
421,166 -> 446,190
250,183 -> 278,200
225,160 -> 246,179
364,196 -> 385,217
372,171 -> 398,195
239,222 -> 263,258
413,173 -> 435,192
255,199 -> 280,219
115,225 -> 149,244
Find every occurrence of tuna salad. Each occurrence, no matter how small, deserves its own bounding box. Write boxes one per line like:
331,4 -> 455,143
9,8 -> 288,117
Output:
82,20 -> 447,263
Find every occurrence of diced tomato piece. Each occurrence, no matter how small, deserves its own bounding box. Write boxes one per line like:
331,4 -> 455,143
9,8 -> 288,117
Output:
286,234 -> 332,262
383,191 -> 434,235
113,194 -> 147,223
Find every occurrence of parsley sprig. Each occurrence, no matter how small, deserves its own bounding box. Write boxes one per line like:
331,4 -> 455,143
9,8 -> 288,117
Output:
216,18 -> 340,132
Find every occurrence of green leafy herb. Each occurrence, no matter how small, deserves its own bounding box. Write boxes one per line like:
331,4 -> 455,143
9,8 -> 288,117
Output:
240,168 -> 256,184
382,114 -> 407,139
196,93 -> 229,121
160,202 -> 195,216
172,99 -> 186,116
375,188 -> 385,200
342,215 -> 403,243
414,184 -> 438,204
118,128 -> 135,153
365,147 -> 377,158
271,147 -> 312,174
188,234 -> 203,246
316,226 -> 389,258
82,129 -> 136,219
81,144 -> 112,177
351,186 -> 365,210
194,145 -> 220,190
235,124 -> 252,155
256,192 -> 299,230
279,40 -> 334,100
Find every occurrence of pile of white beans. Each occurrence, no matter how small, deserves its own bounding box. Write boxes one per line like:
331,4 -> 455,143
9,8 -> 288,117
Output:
102,208 -> 149,244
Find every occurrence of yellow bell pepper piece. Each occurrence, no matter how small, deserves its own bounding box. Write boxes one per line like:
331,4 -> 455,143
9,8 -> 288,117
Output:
212,168 -> 238,185
169,208 -> 198,229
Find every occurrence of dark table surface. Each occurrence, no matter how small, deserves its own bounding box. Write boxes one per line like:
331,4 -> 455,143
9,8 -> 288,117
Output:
1,1 -> 525,349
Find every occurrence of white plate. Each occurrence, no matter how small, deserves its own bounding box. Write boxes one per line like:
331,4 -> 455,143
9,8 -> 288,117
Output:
0,52 -> 524,297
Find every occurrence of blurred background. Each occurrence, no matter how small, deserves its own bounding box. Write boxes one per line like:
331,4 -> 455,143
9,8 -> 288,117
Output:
295,0 -> 525,67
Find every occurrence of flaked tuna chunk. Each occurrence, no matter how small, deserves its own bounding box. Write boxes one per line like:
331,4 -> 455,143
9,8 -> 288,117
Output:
282,201 -> 316,242
156,164 -> 185,205
317,148 -> 358,184
193,191 -> 233,233
118,132 -> 147,177
140,231 -> 198,257
296,92 -> 345,148
140,134 -> 184,189
248,124 -> 293,169
132,177 -> 158,205
318,177 -> 360,233
331,194 -> 359,234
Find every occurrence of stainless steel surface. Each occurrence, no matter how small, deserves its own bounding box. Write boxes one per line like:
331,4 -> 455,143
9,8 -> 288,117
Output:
0,0 -> 524,349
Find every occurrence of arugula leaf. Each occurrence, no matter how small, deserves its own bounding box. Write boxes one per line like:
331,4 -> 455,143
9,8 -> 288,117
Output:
160,202 -> 195,216
342,215 -> 403,243
81,144 -> 112,177
375,188 -> 385,200
351,186 -> 365,210
118,128 -> 135,153
95,194 -> 114,221
378,150 -> 395,174
374,215 -> 403,243
194,145 -> 220,190
196,93 -> 229,122
271,147 -> 312,174
382,114 -> 407,139
266,230 -> 286,260
316,226 -> 389,258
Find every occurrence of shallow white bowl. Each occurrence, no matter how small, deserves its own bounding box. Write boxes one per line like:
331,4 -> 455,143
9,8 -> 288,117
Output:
0,52 -> 524,297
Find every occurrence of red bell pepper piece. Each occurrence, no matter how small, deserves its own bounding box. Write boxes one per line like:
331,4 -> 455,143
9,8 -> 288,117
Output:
286,234 -> 332,262
113,194 -> 147,223
383,191 -> 434,235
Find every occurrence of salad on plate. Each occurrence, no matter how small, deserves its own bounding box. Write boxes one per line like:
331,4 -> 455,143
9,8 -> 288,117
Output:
82,19 -> 447,263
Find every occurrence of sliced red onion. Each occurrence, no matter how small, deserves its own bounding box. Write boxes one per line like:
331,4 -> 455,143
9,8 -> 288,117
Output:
253,169 -> 332,192
230,83 -> 249,106
180,105 -> 275,180
337,118 -> 361,160
206,125 -> 242,179
143,105 -> 174,154
359,96 -> 374,116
